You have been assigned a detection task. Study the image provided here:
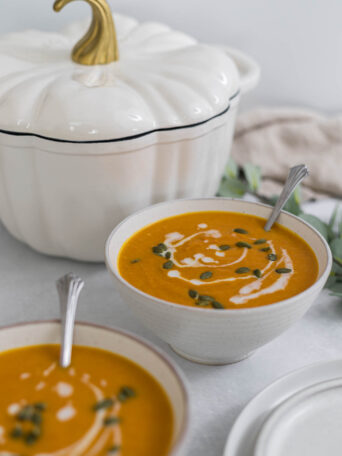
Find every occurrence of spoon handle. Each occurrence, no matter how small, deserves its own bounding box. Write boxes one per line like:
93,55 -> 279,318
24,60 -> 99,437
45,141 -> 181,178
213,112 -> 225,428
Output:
57,273 -> 84,368
264,164 -> 309,232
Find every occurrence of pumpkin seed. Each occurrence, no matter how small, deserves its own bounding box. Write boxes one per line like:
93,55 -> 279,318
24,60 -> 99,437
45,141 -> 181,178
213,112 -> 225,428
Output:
103,416 -> 121,426
118,386 -> 136,402
130,258 -> 141,264
236,242 -> 252,249
235,267 -> 250,274
254,239 -> 267,245
196,300 -> 210,307
30,412 -> 42,425
212,301 -> 225,309
253,269 -> 262,278
152,243 -> 167,255
234,228 -> 248,234
260,247 -> 271,252
198,295 -> 215,302
276,268 -> 292,274
17,405 -> 34,421
33,402 -> 46,412
163,260 -> 174,270
219,244 -> 230,251
268,254 -> 277,261
10,426 -> 23,439
93,398 -> 114,411
200,271 -> 213,280
25,427 -> 40,445
164,251 -> 172,259
108,445 -> 121,454
188,289 -> 198,299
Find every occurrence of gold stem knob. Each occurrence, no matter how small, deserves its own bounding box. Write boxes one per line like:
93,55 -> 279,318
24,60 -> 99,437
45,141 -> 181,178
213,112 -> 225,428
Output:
53,0 -> 119,65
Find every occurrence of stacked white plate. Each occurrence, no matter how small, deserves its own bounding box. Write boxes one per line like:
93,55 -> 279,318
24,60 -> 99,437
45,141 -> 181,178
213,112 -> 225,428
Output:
224,360 -> 342,456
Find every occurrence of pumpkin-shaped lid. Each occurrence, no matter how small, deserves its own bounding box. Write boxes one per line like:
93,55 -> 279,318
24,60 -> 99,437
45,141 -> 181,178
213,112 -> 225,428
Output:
0,0 -> 240,143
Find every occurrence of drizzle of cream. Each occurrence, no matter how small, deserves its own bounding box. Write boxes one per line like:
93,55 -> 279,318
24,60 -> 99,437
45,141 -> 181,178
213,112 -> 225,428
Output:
0,425 -> 5,444
82,373 -> 90,383
7,403 -> 20,416
100,380 -> 107,388
197,223 -> 208,229
56,404 -> 76,422
35,381 -> 46,391
215,251 -> 225,257
43,362 -> 57,377
68,368 -> 76,377
54,382 -> 74,398
230,248 -> 293,305
20,372 -> 31,380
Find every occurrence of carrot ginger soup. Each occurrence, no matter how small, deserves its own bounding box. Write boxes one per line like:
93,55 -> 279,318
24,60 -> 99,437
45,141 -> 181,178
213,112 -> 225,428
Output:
118,211 -> 319,309
0,344 -> 173,455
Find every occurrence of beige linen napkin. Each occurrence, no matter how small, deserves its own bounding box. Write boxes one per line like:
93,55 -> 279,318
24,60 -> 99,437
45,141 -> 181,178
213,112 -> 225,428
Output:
231,108 -> 342,199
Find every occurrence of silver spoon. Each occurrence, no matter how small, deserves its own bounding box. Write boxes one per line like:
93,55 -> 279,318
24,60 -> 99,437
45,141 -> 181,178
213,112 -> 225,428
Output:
56,273 -> 84,368
264,164 -> 309,232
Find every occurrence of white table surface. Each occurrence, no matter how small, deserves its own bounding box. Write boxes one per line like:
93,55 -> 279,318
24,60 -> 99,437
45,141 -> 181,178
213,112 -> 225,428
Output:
0,198 -> 341,456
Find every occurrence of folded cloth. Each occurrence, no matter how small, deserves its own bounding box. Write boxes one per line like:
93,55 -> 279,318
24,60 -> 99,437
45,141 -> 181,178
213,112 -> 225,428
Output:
231,108 -> 342,200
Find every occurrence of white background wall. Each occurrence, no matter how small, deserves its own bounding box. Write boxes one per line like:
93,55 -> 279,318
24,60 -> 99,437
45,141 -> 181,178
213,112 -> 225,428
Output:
1,0 -> 342,112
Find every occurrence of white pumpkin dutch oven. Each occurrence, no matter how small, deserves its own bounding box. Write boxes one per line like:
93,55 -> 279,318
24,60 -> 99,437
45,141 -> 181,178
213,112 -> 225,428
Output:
0,0 -> 260,261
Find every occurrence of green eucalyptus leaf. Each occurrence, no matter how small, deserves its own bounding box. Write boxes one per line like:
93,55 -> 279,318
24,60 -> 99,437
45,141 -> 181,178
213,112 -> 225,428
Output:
325,273 -> 338,289
225,157 -> 238,179
299,213 -> 329,240
243,163 -> 262,192
218,176 -> 248,198
329,204 -> 339,230
328,281 -> 342,294
329,291 -> 342,299
283,192 -> 301,216
330,238 -> 342,264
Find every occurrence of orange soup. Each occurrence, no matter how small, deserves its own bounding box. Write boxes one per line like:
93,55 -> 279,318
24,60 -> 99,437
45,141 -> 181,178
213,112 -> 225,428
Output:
118,211 -> 319,309
0,344 -> 173,455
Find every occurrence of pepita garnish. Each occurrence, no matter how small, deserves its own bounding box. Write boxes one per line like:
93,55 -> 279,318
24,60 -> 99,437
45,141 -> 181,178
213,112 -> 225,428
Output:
188,289 -> 198,299
260,246 -> 271,252
236,241 -> 252,249
254,239 -> 267,245
234,228 -> 248,234
198,295 -> 215,302
235,267 -> 250,274
200,271 -> 213,280
276,268 -> 292,274
212,301 -> 225,309
268,253 -> 277,261
164,251 -> 172,259
108,445 -> 121,454
219,244 -> 230,251
25,427 -> 40,445
10,426 -> 23,439
93,398 -> 114,411
253,269 -> 262,278
118,386 -> 136,403
103,416 -> 121,426
163,260 -> 174,270
152,243 -> 167,255
196,300 -> 210,307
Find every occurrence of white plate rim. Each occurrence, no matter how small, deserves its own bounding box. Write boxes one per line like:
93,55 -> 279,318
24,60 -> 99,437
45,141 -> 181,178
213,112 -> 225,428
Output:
224,359 -> 342,456
254,377 -> 342,456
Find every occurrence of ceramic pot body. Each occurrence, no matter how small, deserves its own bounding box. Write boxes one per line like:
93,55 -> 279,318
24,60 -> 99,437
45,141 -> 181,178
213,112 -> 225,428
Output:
0,99 -> 238,261
105,198 -> 332,365
0,321 -> 189,455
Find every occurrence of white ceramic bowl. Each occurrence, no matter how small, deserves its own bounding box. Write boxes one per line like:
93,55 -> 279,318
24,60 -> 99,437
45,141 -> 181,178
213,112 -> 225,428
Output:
105,198 -> 332,365
0,320 -> 189,455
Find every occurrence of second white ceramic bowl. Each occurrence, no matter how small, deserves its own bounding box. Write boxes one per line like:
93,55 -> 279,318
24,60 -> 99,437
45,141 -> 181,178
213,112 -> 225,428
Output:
0,321 -> 189,455
105,198 -> 332,365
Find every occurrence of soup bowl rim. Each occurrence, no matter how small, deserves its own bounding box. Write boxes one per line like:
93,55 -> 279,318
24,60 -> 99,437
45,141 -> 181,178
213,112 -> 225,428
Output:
0,319 -> 190,456
105,197 -> 332,314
